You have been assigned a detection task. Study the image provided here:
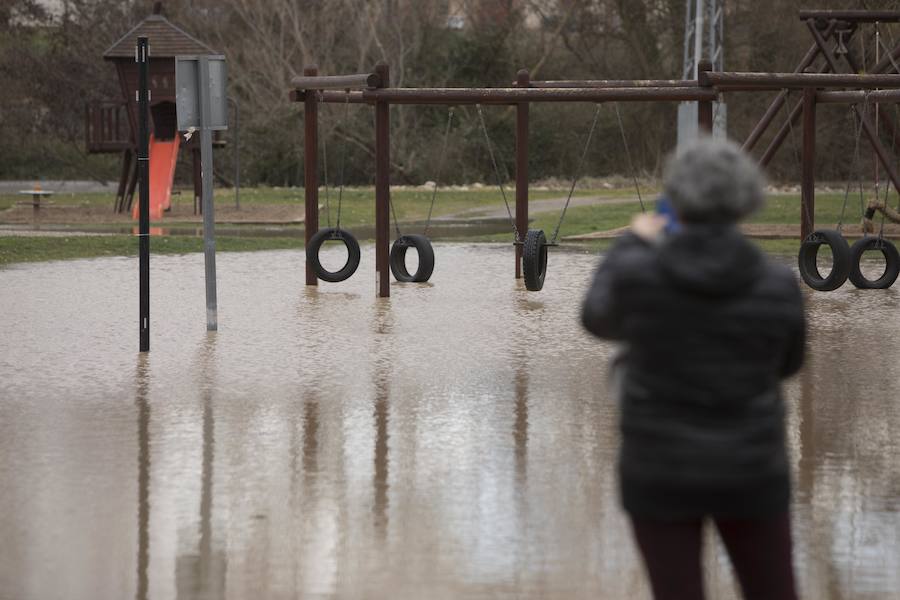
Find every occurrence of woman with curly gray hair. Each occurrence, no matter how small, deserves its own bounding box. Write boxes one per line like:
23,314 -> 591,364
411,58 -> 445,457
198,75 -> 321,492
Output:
581,137 -> 805,600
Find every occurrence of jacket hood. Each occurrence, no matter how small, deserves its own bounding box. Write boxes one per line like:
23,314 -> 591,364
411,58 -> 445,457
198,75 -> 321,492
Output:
658,225 -> 764,296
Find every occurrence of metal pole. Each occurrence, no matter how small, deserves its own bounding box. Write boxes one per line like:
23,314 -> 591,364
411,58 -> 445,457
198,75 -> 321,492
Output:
198,56 -> 218,331
801,87 -> 816,241
361,87 -> 716,104
137,36 -> 150,353
698,61 -> 714,133
303,65 -> 319,287
515,69 -> 530,280
693,0 -> 704,79
374,63 -> 391,298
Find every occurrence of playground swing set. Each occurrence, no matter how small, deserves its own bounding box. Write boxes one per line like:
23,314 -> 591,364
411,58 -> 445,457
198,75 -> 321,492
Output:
291,9 -> 900,298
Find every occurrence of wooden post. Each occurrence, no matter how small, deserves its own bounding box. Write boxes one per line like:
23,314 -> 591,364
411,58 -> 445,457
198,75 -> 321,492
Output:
515,69 -> 530,280
303,65 -> 319,287
374,63 -> 391,298
698,60 -> 714,133
801,87 -> 816,241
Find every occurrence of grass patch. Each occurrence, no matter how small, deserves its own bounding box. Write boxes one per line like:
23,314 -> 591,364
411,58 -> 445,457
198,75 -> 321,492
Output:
1,186 -> 633,222
0,235 -> 303,267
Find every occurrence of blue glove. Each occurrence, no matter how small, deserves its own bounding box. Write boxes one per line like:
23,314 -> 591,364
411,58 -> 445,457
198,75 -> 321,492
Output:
655,197 -> 681,234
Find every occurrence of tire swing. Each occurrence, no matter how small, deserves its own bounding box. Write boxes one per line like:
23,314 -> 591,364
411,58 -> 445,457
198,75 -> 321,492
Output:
476,104 -> 607,291
389,109 -> 454,283
475,103 -> 535,284
520,103 -> 648,291
848,236 -> 900,289
307,93 -> 361,283
798,230 -> 851,291
523,104 -> 608,291
848,82 -> 900,290
796,103 -> 859,291
850,166 -> 900,289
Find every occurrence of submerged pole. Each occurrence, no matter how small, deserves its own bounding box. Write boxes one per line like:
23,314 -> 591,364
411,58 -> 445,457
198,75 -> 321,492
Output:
515,69 -> 530,280
303,65 -> 319,287
137,36 -> 150,352
198,56 -> 218,331
374,63 -> 391,298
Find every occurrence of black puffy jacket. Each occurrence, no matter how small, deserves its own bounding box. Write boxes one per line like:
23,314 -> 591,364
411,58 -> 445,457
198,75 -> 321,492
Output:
581,225 -> 806,520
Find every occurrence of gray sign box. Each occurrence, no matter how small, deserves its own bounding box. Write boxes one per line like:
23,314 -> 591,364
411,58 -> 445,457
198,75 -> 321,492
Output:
176,55 -> 228,131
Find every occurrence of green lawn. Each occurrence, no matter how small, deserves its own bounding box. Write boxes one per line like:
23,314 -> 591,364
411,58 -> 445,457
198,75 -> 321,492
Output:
0,235 -> 303,267
0,185 -> 637,223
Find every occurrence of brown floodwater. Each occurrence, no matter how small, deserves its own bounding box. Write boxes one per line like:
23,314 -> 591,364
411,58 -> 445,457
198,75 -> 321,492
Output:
0,244 -> 898,600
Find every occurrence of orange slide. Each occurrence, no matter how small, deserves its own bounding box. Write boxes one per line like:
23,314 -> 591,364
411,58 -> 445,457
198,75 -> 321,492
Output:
133,134 -> 180,221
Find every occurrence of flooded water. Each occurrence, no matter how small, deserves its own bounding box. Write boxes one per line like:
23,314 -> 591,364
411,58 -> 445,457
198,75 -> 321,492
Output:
0,244 -> 898,600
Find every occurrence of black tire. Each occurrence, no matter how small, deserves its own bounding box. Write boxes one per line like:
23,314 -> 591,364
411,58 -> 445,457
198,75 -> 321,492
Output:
306,227 -> 361,283
848,237 -> 900,289
390,234 -> 435,282
522,229 -> 548,291
797,229 -> 851,292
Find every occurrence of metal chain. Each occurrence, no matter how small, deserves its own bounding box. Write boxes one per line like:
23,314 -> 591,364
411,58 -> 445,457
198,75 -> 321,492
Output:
838,105 -> 865,233
874,25 -> 882,202
476,104 -> 519,241
877,22 -> 900,75
875,23 -> 900,213
876,101 -> 898,241
785,93 -> 815,235
876,100 -> 899,241
551,104 -> 602,244
423,107 -> 455,237
335,92 -> 351,231
614,103 -> 646,213
320,92 -> 332,229
389,188 -> 402,239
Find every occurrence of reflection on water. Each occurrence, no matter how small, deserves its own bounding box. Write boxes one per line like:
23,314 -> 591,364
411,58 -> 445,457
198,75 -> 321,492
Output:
0,244 -> 898,599
136,355 -> 150,600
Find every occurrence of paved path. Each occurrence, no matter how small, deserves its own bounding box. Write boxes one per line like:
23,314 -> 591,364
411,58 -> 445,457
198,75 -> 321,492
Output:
0,226 -> 116,237
0,180 -> 114,194
436,194 -> 644,221
563,222 -> 900,241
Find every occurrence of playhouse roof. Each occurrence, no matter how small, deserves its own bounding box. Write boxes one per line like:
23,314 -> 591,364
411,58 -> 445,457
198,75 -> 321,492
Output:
103,14 -> 216,60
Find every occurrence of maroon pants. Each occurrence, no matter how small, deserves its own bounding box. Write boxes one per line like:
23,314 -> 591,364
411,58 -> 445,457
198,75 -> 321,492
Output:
630,513 -> 798,600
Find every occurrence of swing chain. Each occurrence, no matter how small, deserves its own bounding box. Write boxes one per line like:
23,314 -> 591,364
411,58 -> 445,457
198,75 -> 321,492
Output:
838,102 -> 866,234
785,92 -> 815,236
335,91 -> 351,231
550,104 -> 602,244
424,108 -> 455,238
476,104 -> 520,242
320,92 -> 332,229
614,103 -> 646,213
874,23 -> 900,222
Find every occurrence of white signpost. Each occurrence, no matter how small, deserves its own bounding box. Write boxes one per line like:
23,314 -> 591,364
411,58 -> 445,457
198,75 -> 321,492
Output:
176,55 -> 227,331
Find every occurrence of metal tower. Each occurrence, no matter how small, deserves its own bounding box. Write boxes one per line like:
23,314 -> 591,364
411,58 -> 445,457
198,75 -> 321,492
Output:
678,0 -> 726,146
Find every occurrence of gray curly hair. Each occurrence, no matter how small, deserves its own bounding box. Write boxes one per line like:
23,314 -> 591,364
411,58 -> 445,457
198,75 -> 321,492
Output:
663,137 -> 765,224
